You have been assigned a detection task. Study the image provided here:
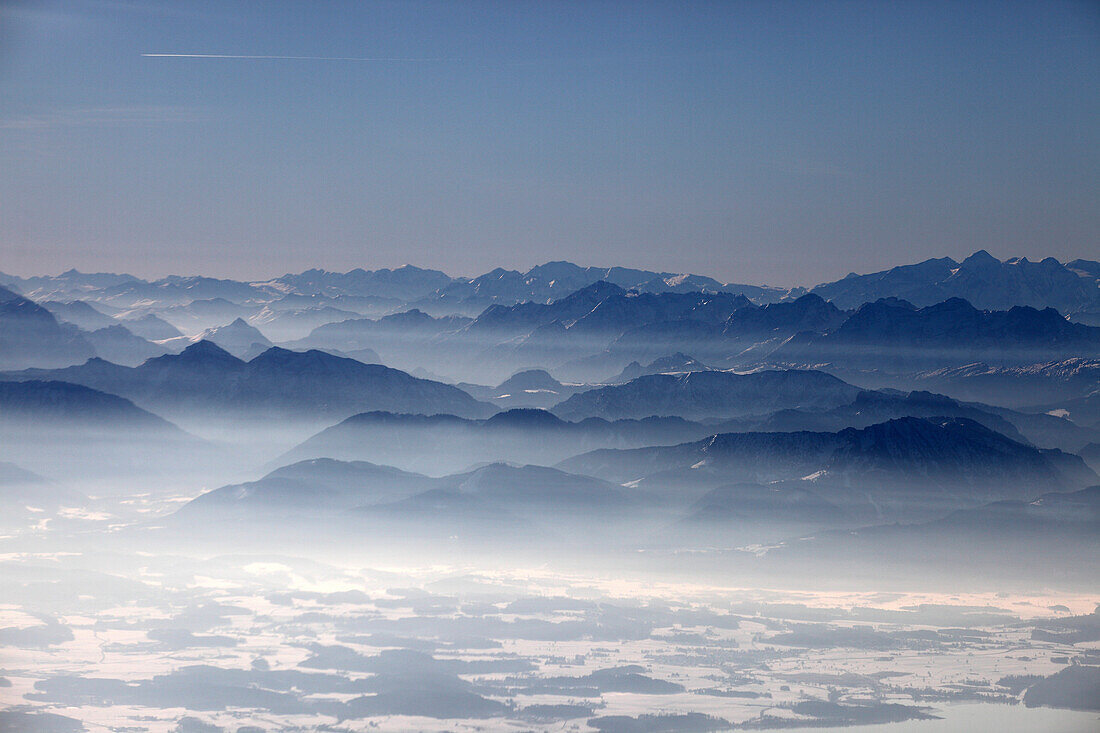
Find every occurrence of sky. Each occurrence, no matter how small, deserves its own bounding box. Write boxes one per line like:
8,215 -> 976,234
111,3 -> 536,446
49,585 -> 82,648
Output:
1,0 -> 1097,287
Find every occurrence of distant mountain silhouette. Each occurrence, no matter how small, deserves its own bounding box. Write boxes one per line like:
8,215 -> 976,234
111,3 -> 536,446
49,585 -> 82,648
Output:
278,383 -> 1084,475
601,293 -> 847,368
912,358 -> 1100,409
436,462 -> 627,510
96,276 -> 263,309
0,268 -> 138,301
154,297 -> 260,336
0,379 -> 182,431
114,313 -> 183,341
769,297 -> 1100,371
411,261 -> 785,314
288,309 -> 472,372
174,458 -> 627,539
41,300 -> 116,331
2,262 -> 793,319
552,369 -> 861,421
85,325 -> 167,366
718,389 -> 1099,452
605,353 -> 712,384
194,318 -> 272,358
246,304 -> 361,341
468,282 -> 752,338
1,341 -> 494,422
175,458 -> 438,519
560,417 -> 1097,522
15,259 -> 1092,384
494,368 -> 568,394
0,286 -> 96,370
443,283 -> 759,381
810,251 -> 1100,320
269,265 -> 453,300
458,369 -> 584,409
279,408 -> 707,475
7,254 -> 1095,321
0,379 -> 211,484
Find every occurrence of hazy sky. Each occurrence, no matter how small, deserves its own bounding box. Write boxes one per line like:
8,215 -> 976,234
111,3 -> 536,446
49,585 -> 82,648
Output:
1,0 -> 1097,287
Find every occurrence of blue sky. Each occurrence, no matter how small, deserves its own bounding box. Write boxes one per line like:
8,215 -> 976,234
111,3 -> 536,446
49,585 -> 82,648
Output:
1,0 -> 1097,286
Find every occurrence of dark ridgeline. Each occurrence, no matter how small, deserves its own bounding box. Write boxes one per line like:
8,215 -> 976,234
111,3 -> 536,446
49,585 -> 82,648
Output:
0,285 -> 96,370
278,386 -> 1098,477
768,297 -> 1100,372
810,251 -> 1100,319
550,369 -> 862,421
2,341 -> 493,423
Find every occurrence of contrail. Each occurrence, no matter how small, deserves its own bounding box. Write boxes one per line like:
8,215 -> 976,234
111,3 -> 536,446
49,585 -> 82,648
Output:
142,53 -> 445,62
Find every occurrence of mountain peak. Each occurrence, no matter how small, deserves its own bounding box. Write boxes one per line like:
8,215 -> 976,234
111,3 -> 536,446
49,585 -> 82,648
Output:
497,369 -> 563,392
525,261 -> 584,279
249,345 -> 340,368
194,318 -> 272,357
927,296 -> 979,313
379,309 -> 433,325
201,317 -> 265,336
484,408 -> 566,429
560,280 -> 626,303
860,297 -> 917,312
961,249 -> 1000,268
178,339 -> 237,361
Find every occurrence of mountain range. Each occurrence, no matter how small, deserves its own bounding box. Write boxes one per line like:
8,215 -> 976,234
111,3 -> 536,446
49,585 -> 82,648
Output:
171,413 -> 1100,552
5,252 -> 1099,553
0,285 -> 96,370
277,379 -> 1098,475
718,389 -> 1098,453
809,250 -> 1100,322
0,379 -> 216,487
278,408 -> 708,475
5,251 -> 1096,319
551,369 -> 862,421
0,341 -> 493,424
4,251 -> 1099,387
456,369 -> 586,410
559,416 -> 1097,522
769,297 -> 1100,372
910,359 -> 1100,416
0,379 -> 184,430
173,458 -> 628,542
